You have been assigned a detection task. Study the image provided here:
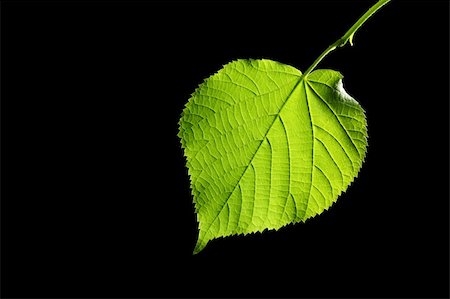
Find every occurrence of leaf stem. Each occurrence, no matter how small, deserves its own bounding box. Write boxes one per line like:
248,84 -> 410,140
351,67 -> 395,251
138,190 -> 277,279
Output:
303,0 -> 391,76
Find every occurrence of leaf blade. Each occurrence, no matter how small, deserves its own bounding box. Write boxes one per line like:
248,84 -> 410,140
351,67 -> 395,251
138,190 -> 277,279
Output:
179,59 -> 367,254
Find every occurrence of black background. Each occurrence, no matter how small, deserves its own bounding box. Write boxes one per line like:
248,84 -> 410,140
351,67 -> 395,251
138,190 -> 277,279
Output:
2,0 -> 449,298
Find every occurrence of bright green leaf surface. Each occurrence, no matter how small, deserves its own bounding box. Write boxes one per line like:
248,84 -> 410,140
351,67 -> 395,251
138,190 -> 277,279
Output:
179,59 -> 367,254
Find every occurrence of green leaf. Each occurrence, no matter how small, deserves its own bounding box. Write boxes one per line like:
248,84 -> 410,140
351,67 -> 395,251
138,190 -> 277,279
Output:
179,59 -> 367,254
179,0 -> 391,254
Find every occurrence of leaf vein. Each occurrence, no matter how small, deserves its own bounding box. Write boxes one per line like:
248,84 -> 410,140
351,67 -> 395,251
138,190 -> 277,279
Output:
200,77 -> 305,236
306,82 -> 361,158
313,124 -> 355,172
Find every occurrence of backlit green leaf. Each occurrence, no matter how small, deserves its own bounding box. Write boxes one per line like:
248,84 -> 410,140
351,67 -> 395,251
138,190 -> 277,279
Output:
179,59 -> 367,254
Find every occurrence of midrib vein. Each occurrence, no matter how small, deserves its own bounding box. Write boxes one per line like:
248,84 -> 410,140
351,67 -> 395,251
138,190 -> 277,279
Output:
201,75 -> 307,236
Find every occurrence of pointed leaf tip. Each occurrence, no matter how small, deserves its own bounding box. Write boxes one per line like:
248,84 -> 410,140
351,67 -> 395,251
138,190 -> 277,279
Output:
193,236 -> 209,255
